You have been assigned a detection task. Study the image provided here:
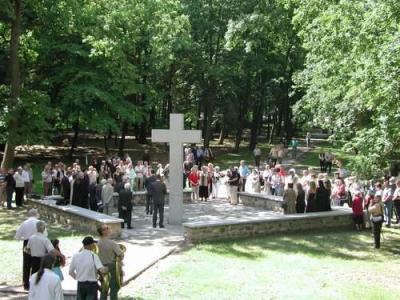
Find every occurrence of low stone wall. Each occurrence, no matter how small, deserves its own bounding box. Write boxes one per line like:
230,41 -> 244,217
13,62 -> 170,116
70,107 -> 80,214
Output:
106,189 -> 193,215
184,208 -> 354,243
27,199 -> 124,238
238,192 -> 283,212
131,189 -> 193,205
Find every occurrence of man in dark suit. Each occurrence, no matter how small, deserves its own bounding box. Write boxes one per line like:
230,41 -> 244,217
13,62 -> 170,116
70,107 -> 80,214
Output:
144,169 -> 157,215
149,175 -> 167,228
118,183 -> 133,229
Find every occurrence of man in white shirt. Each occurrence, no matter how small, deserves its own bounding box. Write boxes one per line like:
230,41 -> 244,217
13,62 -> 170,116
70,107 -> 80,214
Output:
29,254 -> 64,300
26,221 -> 59,275
69,236 -> 108,300
15,209 -> 40,290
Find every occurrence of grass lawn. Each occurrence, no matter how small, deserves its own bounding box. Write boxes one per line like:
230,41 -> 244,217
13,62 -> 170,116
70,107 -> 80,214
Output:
0,207 -> 85,286
122,229 -> 400,300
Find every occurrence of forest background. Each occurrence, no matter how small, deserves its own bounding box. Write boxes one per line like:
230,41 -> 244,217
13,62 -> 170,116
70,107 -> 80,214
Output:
1,0 -> 400,177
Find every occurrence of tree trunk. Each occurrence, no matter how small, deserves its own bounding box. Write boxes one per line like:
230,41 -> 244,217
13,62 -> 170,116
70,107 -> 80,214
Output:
1,0 -> 21,168
118,121 -> 128,157
249,101 -> 263,150
103,136 -> 109,154
218,123 -> 226,145
138,122 -> 147,144
69,120 -> 80,159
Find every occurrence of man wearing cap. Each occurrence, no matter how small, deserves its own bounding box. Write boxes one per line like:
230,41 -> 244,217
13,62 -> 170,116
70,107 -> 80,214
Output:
69,236 -> 108,300
26,221 -> 60,274
97,225 -> 124,300
15,208 -> 40,290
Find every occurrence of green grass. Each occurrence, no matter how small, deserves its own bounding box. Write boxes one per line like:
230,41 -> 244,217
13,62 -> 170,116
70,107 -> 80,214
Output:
0,207 -> 85,286
212,142 -> 271,170
121,229 -> 400,300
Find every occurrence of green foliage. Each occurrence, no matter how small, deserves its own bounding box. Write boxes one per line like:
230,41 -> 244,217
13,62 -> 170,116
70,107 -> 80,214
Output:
293,0 -> 400,177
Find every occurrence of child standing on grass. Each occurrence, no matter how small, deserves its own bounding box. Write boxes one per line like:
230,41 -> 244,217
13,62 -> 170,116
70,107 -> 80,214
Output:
351,191 -> 364,230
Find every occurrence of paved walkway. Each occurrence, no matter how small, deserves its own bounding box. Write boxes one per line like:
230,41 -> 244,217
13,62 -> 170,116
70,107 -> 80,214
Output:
0,198 -> 281,299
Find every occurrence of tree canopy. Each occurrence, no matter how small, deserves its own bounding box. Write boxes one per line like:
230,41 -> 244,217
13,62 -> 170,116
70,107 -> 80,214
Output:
1,0 -> 399,177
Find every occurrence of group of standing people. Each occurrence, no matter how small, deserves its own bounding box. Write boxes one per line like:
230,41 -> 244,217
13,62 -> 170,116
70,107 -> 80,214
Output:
16,208 -> 125,299
0,164 -> 33,209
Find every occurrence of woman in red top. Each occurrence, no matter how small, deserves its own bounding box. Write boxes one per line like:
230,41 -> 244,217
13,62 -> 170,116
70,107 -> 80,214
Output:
351,191 -> 364,230
188,167 -> 200,201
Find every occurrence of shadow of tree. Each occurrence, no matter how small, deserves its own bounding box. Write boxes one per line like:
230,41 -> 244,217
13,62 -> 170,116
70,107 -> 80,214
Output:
0,206 -> 84,241
198,229 -> 400,262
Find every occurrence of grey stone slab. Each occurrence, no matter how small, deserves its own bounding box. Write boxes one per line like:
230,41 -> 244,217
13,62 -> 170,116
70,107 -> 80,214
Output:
152,113 -> 201,225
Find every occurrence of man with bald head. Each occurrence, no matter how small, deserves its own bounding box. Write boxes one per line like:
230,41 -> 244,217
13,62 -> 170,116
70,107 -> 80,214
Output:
15,209 -> 41,289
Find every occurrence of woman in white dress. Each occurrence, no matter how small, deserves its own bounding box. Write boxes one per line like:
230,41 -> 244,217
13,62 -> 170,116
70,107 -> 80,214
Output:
262,164 -> 272,194
245,169 -> 261,193
217,169 -> 229,199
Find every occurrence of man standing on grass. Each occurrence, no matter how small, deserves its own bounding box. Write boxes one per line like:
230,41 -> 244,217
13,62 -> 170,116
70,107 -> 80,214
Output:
15,208 -> 40,290
26,221 -> 60,275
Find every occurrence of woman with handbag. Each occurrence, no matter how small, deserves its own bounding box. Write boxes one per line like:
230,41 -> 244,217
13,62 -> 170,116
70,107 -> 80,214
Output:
369,193 -> 384,249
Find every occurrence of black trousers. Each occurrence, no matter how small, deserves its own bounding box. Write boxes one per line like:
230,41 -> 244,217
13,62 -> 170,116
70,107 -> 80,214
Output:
77,281 -> 98,300
15,187 -> 24,207
372,220 -> 383,248
326,161 -> 332,173
319,160 -> 325,172
22,240 -> 32,289
153,202 -> 164,226
31,256 -> 42,275
119,209 -> 132,228
394,201 -> 400,222
146,194 -> 153,214
6,187 -> 14,209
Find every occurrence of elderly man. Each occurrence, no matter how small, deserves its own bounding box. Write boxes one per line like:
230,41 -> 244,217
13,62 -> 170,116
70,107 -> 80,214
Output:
15,209 -> 40,290
102,178 -> 114,215
118,183 -> 133,229
97,225 -> 124,300
26,221 -> 59,275
69,236 -> 108,300
14,167 -> 25,207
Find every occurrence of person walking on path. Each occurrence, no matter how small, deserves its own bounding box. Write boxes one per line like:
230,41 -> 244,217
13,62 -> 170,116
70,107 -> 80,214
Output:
15,209 -> 40,290
253,145 -> 262,168
149,175 -> 167,228
291,138 -> 299,159
306,132 -> 311,148
97,226 -> 124,300
69,236 -> 108,300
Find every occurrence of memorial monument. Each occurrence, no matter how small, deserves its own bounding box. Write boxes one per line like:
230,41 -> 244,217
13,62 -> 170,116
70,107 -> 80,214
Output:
152,114 -> 201,225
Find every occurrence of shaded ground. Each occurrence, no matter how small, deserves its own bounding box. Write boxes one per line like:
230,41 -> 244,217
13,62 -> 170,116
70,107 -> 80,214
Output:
120,228 -> 400,300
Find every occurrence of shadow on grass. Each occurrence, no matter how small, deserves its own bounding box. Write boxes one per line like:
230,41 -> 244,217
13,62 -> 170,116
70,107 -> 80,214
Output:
0,206 -> 84,241
199,229 -> 400,262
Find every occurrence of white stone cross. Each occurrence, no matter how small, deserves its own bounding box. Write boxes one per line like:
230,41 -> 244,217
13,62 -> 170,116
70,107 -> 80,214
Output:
152,113 -> 201,225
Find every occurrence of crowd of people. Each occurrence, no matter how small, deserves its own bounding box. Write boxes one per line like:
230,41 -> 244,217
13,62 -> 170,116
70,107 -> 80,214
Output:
16,208 -> 124,300
3,139 -> 400,299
